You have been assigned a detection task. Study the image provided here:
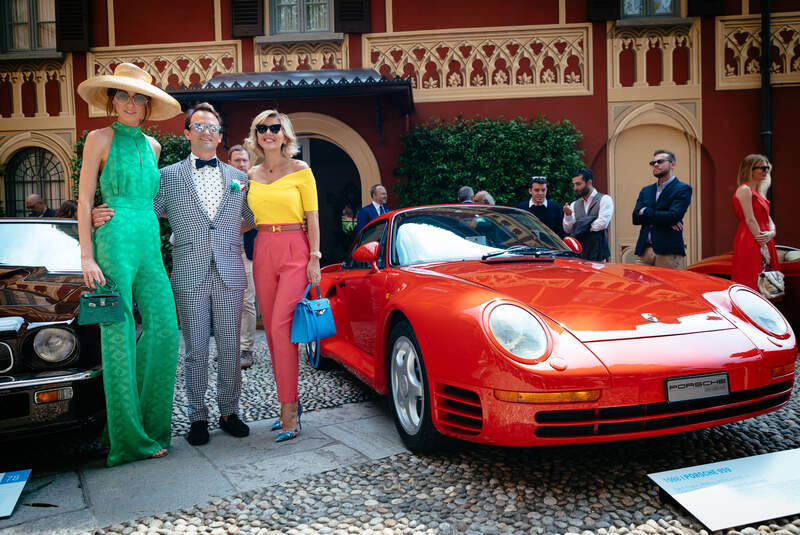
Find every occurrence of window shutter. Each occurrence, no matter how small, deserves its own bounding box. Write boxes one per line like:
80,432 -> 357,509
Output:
587,0 -> 621,22
335,0 -> 370,34
231,0 -> 263,37
55,0 -> 90,52
687,0 -> 724,17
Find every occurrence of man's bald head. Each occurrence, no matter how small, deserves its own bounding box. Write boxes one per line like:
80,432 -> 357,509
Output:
25,194 -> 47,216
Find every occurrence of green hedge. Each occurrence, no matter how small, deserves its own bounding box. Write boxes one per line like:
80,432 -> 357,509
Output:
394,115 -> 585,209
71,127 -> 190,271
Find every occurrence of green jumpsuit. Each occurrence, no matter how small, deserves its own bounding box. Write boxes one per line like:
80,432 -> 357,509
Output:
93,121 -> 179,467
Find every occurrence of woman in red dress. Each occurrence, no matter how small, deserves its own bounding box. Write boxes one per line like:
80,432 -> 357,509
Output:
732,154 -> 777,290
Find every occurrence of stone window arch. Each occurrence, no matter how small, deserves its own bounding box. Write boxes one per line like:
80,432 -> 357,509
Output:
4,146 -> 64,216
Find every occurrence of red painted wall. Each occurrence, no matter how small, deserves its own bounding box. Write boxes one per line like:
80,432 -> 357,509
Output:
392,0 -> 559,31
112,0 -> 215,46
91,0 -> 108,48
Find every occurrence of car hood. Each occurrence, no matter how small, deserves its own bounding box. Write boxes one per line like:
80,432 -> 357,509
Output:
0,266 -> 84,322
421,259 -> 736,342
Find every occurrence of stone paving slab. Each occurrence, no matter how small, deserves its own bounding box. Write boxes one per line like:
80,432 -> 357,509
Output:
0,401 -> 404,535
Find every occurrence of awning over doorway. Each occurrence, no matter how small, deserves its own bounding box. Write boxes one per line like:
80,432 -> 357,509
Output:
169,69 -> 414,115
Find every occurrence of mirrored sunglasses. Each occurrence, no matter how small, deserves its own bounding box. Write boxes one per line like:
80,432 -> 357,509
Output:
530,176 -> 547,184
256,123 -> 282,134
114,90 -> 149,107
189,122 -> 222,134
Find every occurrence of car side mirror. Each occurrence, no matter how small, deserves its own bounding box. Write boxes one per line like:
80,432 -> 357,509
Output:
352,241 -> 381,273
563,236 -> 582,254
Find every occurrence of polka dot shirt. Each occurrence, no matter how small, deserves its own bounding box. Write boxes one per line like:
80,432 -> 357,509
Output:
190,154 -> 224,220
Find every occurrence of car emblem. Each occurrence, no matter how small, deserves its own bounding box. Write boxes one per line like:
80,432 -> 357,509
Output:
641,313 -> 658,323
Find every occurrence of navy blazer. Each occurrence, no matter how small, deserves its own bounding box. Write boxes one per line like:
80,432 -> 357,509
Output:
355,202 -> 387,234
632,177 -> 692,256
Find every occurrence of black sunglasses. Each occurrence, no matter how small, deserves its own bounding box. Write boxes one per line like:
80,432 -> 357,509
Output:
256,123 -> 282,134
754,165 -> 771,172
649,158 -> 672,166
530,176 -> 547,185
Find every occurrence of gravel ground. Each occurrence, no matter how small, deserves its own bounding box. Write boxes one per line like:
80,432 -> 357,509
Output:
170,338 -> 378,436
83,368 -> 800,535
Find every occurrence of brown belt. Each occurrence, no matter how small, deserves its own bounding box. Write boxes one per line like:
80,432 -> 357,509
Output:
257,223 -> 303,232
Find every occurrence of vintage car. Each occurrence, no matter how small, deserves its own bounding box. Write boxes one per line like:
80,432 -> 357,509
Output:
0,218 -> 105,440
316,205 -> 797,452
688,245 -> 800,327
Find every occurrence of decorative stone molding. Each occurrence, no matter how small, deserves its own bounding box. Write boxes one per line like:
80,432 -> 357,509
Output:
363,24 -> 592,102
254,40 -> 349,72
86,41 -> 241,117
607,20 -> 701,102
716,13 -> 800,90
0,56 -> 75,123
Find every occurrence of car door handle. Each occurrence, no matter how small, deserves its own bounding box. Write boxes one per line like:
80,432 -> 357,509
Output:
337,280 -> 346,288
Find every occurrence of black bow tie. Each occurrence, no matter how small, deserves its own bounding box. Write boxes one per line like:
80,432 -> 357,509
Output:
196,158 -> 218,169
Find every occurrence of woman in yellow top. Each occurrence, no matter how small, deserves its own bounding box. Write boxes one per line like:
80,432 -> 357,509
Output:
244,110 -> 320,442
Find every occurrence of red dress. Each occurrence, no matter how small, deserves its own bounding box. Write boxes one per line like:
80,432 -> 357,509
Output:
732,185 -> 778,290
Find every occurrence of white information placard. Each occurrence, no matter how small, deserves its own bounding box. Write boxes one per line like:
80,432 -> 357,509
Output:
0,469 -> 31,518
648,448 -> 800,531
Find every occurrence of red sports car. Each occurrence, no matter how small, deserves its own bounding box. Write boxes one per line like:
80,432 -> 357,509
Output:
688,246 -> 800,328
316,205 -> 797,452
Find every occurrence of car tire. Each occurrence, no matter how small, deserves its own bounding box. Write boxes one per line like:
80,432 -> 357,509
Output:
387,321 -> 441,453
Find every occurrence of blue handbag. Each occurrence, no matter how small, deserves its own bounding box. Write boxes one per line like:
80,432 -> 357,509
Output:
290,283 -> 336,368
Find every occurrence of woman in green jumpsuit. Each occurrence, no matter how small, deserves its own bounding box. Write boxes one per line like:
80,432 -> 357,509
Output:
76,64 -> 182,466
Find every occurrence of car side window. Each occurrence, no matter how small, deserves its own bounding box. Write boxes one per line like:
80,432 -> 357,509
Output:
341,221 -> 388,270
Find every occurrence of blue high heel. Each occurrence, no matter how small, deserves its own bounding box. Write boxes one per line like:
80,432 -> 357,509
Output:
271,402 -> 302,432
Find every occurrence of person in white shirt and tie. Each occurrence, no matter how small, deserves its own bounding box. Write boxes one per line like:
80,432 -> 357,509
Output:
562,168 -> 614,262
355,184 -> 389,234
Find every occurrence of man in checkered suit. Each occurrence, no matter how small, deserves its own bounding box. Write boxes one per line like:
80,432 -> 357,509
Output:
93,102 -> 255,445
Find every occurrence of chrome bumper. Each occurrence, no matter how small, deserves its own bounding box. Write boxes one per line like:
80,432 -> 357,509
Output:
0,367 -> 102,391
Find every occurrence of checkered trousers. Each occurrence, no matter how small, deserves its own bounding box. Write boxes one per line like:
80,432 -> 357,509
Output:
174,262 -> 244,422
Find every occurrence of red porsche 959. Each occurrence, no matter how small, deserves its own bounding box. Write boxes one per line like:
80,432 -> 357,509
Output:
314,205 -> 796,452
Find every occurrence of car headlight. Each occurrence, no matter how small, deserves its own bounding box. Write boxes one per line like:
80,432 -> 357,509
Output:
730,288 -> 789,337
33,328 -> 77,363
488,304 -> 549,362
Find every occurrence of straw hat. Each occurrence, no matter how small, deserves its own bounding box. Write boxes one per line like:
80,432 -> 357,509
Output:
77,63 -> 182,121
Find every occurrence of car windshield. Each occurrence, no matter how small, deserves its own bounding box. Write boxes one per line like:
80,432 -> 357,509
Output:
391,206 -> 569,266
0,221 -> 81,272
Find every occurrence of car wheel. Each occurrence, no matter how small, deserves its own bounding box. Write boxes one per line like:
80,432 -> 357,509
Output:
388,321 -> 441,452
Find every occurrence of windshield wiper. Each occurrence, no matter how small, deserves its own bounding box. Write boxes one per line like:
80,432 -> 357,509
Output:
481,246 -> 578,260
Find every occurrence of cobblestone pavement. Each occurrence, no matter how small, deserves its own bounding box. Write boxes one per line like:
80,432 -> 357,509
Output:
82,368 -> 800,535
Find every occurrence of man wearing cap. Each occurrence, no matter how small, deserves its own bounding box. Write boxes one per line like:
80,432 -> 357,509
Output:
517,176 -> 564,238
563,168 -> 614,262
93,102 -> 255,446
632,149 -> 692,269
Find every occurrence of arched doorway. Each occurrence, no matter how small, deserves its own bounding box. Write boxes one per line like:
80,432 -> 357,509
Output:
295,137 -> 362,264
4,147 -> 65,217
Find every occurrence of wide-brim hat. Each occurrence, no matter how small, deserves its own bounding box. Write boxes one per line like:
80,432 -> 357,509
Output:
77,63 -> 182,121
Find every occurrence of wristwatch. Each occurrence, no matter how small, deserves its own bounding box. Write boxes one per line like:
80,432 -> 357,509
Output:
310,251 -> 322,259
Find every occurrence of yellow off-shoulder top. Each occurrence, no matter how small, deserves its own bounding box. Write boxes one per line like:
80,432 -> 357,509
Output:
247,168 -> 318,225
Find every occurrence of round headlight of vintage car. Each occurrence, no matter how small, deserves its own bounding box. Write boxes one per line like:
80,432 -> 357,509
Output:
33,328 -> 77,363
730,288 -> 789,337
488,304 -> 549,361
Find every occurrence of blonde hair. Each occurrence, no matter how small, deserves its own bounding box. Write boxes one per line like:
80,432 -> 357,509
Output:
243,110 -> 299,164
736,153 -> 772,196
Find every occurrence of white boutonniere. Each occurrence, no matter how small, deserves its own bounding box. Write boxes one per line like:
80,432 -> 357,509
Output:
230,179 -> 245,193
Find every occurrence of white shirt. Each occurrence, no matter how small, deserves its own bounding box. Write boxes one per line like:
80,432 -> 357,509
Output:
529,199 -> 548,208
563,188 -> 614,233
372,201 -> 386,214
190,153 -> 224,220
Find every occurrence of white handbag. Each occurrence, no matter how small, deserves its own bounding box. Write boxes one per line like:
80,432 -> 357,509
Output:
757,262 -> 785,300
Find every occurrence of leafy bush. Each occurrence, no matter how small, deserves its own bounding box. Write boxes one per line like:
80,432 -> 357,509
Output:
71,126 -> 190,271
394,116 -> 585,208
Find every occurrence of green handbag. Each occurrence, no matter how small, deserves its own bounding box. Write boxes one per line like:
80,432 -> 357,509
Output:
78,280 -> 124,325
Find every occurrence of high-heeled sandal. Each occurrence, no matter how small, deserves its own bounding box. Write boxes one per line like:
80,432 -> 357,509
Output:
150,448 -> 168,459
275,404 -> 303,442
270,402 -> 302,431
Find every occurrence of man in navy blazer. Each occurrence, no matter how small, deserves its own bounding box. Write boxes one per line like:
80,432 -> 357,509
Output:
355,184 -> 389,234
632,149 -> 693,269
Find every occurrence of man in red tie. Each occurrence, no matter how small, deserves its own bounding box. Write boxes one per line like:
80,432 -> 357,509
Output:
355,184 -> 389,234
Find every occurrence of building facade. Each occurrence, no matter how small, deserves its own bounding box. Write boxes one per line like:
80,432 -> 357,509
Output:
1,0 -> 798,264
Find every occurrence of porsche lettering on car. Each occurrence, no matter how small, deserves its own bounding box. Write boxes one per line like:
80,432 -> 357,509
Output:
315,205 -> 797,452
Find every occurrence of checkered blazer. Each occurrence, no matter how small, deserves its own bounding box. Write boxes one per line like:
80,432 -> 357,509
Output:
155,156 -> 256,291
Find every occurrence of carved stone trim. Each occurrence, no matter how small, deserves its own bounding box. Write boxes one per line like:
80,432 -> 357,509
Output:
716,13 -> 800,90
86,41 -> 242,117
363,24 -> 593,102
0,55 -> 75,120
254,40 -> 349,72
607,20 -> 701,102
